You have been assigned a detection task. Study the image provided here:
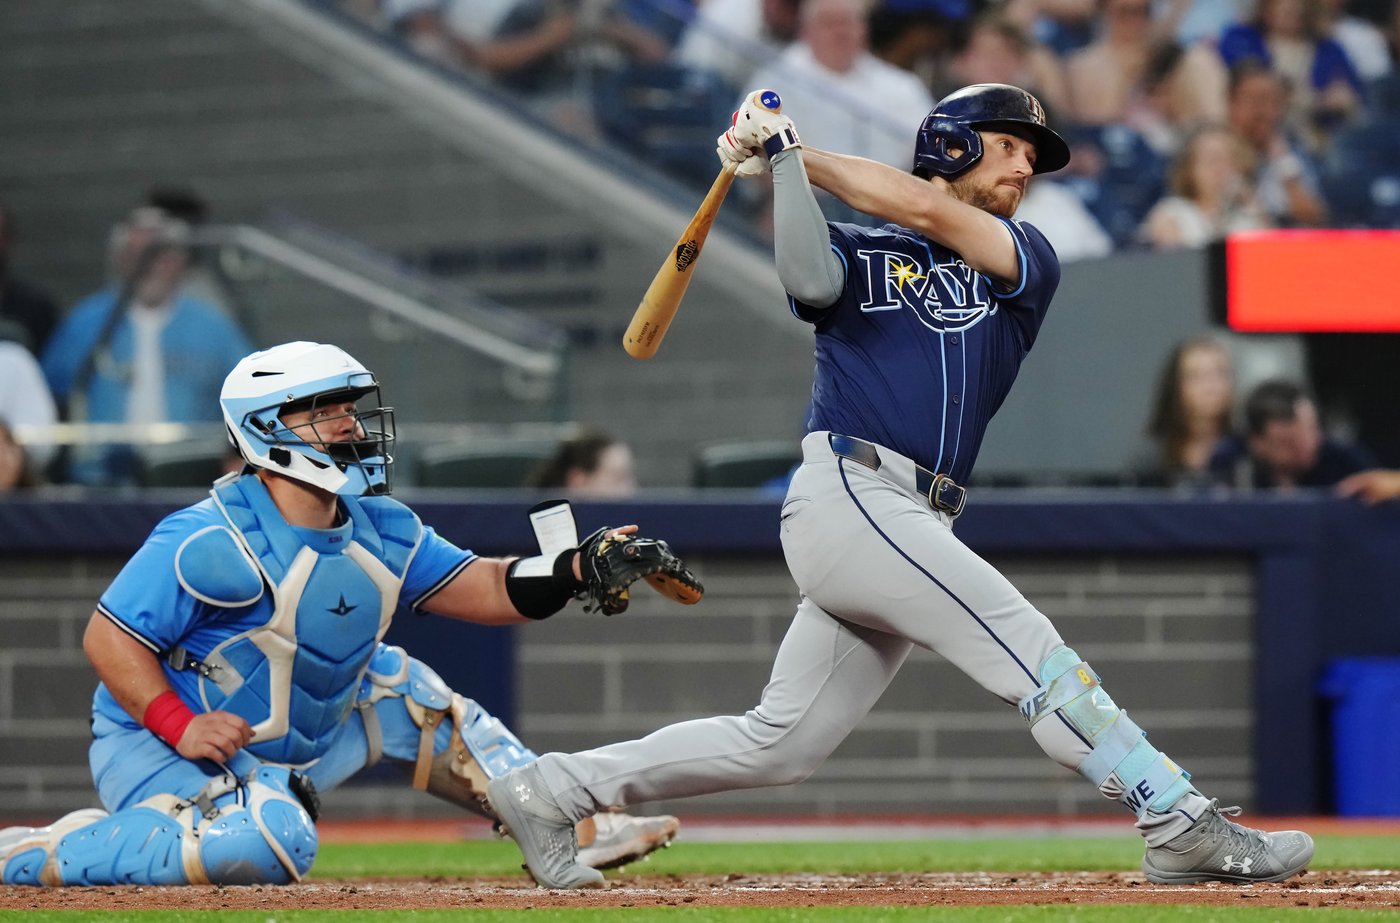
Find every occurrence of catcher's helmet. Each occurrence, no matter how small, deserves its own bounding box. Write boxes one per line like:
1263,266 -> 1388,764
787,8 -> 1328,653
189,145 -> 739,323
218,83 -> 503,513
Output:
221,341 -> 395,496
912,83 -> 1070,180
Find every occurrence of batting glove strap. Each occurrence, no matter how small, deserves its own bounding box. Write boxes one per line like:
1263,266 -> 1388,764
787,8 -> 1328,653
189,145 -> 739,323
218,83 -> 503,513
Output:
762,125 -> 802,159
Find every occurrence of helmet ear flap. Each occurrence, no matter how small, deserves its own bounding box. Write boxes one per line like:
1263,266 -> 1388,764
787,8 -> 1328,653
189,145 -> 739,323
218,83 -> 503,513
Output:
913,117 -> 984,179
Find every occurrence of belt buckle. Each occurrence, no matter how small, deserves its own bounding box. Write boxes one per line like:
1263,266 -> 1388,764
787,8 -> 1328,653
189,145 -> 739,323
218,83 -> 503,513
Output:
927,474 -> 966,516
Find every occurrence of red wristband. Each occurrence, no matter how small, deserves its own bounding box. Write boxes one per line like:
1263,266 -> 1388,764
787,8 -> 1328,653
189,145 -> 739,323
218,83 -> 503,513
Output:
142,690 -> 196,748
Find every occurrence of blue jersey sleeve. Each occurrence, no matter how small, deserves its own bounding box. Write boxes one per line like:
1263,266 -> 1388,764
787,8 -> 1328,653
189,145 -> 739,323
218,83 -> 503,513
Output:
97,507 -> 220,654
402,525 -> 476,611
990,217 -> 1060,353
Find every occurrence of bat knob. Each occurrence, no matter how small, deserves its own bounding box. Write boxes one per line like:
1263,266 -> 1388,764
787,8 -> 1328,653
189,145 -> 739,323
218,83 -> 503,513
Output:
757,89 -> 782,113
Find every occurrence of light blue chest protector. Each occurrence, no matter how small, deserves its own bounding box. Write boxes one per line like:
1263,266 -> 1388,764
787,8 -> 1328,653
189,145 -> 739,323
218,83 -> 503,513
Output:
200,475 -> 422,766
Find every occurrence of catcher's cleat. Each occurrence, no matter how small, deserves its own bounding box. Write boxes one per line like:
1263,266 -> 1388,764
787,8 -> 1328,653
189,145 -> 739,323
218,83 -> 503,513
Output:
486,765 -> 604,890
1142,800 -> 1314,884
576,811 -> 680,870
0,808 -> 109,858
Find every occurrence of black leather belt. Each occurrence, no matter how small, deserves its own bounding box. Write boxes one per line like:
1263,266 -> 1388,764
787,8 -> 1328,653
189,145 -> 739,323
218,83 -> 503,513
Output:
828,433 -> 967,516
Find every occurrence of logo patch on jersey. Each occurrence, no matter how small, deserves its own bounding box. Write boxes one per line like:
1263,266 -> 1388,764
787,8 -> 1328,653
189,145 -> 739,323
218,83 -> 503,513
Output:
674,240 -> 699,272
855,249 -> 996,332
328,595 -> 358,617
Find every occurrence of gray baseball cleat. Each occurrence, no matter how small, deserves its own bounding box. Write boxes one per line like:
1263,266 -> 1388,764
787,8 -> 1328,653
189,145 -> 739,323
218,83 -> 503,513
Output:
1143,800 -> 1314,884
486,765 -> 604,889
576,811 -> 680,870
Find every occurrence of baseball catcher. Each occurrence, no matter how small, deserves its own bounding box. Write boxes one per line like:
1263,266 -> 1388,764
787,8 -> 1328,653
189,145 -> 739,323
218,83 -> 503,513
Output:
0,341 -> 700,887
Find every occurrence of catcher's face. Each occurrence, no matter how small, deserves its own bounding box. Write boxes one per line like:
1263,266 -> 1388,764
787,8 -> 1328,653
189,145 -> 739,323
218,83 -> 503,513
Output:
280,400 -> 366,452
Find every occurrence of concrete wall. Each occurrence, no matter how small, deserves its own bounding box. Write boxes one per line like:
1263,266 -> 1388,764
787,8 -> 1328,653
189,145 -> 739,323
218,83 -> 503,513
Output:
0,549 -> 1253,822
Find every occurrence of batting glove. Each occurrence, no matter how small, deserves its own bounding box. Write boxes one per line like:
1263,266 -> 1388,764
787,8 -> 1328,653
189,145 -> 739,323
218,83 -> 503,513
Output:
716,125 -> 769,176
732,89 -> 801,159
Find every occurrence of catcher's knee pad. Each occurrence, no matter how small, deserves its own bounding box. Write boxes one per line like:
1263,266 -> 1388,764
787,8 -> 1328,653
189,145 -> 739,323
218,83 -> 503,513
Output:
357,644 -> 536,817
1020,646 -> 1193,817
2,767 -> 317,887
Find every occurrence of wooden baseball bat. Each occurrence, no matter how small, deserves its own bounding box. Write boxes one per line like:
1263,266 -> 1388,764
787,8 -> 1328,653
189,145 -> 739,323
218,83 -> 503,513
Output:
623,162 -> 738,360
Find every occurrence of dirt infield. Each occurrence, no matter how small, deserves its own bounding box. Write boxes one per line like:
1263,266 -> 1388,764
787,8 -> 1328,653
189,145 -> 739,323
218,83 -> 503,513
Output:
3,870 -> 1398,911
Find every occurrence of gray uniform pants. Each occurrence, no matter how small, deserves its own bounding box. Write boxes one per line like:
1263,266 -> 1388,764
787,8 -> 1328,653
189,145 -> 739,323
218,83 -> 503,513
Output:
536,431 -> 1094,818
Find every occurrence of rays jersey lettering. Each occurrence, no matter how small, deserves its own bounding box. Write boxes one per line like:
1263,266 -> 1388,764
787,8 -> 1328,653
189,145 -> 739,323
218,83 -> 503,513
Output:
791,219 -> 1060,481
855,249 -> 995,332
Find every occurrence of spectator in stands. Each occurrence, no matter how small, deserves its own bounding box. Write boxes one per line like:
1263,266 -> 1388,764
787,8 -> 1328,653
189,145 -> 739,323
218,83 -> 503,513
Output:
1156,0 -> 1249,48
943,13 -> 1071,118
0,204 -> 60,356
1065,0 -> 1227,137
746,0 -> 935,170
867,0 -> 972,91
1227,62 -> 1329,225
1132,336 -> 1235,488
527,426 -> 638,498
1138,124 -> 1271,248
40,204 -> 253,487
0,419 -> 42,492
1217,0 -> 1366,146
0,340 -> 58,473
1320,0 -> 1393,81
1000,0 -> 1099,55
1208,379 -> 1376,489
674,0 -> 800,92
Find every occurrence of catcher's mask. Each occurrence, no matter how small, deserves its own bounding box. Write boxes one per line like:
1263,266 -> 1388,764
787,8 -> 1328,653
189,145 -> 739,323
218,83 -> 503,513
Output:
912,83 -> 1070,180
221,341 -> 395,496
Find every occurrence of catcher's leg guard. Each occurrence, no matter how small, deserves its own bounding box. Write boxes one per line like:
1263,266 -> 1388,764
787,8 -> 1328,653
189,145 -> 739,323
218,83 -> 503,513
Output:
1020,646 -> 1196,817
1,766 -> 317,887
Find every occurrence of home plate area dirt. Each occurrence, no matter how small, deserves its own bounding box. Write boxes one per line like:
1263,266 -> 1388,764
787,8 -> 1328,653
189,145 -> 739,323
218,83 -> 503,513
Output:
3,870 -> 1399,911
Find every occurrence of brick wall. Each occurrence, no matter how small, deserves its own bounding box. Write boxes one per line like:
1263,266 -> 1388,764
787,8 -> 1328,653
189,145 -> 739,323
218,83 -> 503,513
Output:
0,551 -> 1253,822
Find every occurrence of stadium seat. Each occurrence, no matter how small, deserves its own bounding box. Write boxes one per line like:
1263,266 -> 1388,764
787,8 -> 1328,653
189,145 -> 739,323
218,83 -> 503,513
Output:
593,63 -> 738,187
414,439 -> 557,488
137,442 -> 233,488
693,440 -> 802,489
1321,118 -> 1400,228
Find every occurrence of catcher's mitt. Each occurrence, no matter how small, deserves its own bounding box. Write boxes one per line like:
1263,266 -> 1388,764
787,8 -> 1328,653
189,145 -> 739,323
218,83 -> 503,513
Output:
576,528 -> 704,615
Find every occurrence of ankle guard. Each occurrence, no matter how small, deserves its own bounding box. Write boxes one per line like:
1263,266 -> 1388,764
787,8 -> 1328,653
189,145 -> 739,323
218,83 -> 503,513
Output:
1021,646 -> 1194,817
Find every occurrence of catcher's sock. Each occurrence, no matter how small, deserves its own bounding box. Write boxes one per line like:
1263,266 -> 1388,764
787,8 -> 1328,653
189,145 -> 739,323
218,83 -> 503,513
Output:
1136,790 -> 1212,847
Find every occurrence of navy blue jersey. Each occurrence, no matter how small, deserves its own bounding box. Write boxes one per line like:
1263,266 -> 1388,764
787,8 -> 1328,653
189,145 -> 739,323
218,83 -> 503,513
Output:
789,217 -> 1060,482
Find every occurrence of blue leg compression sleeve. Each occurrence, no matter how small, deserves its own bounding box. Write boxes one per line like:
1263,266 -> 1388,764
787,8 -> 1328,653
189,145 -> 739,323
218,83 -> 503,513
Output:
1019,646 -> 1196,817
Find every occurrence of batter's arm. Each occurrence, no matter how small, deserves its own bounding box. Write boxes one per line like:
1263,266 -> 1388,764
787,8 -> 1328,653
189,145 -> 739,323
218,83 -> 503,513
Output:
800,148 -> 1020,284
770,149 -> 846,308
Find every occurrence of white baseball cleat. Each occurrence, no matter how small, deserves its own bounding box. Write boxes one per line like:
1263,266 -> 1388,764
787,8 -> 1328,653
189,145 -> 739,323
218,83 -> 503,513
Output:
0,808 -> 109,858
576,811 -> 680,870
1142,800 -> 1314,884
486,765 -> 604,889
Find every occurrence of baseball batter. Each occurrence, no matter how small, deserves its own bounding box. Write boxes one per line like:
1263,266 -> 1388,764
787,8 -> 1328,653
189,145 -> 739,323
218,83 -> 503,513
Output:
487,85 -> 1315,889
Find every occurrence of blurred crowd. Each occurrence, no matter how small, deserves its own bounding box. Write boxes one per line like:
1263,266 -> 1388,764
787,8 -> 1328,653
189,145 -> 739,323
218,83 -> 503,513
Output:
340,0 -> 1400,256
3,0 -> 1399,497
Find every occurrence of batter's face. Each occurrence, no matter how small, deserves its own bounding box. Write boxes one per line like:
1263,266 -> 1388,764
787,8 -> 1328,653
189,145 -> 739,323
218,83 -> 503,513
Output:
946,131 -> 1037,217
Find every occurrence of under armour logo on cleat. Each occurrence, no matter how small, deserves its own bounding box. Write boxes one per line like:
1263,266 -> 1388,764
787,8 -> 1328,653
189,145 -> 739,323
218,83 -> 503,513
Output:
1221,856 -> 1253,874
513,783 -> 531,803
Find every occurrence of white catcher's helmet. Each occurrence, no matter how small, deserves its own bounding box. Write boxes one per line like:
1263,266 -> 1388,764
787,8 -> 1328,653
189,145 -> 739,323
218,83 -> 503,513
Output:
220,341 -> 395,496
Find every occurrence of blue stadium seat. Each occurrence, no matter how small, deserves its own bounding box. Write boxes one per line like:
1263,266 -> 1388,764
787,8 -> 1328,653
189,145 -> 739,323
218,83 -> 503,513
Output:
414,439 -> 556,488
1321,118 -> 1400,228
593,63 -> 738,186
693,440 -> 801,489
1066,124 -> 1167,247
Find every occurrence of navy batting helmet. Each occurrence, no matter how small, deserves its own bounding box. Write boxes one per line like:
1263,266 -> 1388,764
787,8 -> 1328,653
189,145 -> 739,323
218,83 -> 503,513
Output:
912,83 -> 1070,180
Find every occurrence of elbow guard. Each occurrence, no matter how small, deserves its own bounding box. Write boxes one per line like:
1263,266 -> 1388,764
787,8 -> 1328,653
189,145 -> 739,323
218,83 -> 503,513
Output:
504,550 -> 582,620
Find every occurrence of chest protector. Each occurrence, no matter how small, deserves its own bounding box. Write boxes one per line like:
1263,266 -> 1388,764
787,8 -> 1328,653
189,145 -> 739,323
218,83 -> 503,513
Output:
201,475 -> 422,766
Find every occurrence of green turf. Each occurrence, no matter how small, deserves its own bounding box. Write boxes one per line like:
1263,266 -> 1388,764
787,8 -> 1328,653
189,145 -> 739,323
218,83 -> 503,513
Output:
308,834 -> 1400,879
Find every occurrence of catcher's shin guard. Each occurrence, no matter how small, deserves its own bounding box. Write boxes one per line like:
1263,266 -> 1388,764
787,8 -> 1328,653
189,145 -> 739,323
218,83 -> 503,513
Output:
1020,646 -> 1196,816
1,767 -> 317,887
357,644 -> 537,817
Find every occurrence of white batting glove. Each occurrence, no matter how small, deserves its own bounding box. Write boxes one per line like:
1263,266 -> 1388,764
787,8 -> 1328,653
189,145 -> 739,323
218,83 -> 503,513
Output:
716,125 -> 769,176
732,89 -> 801,159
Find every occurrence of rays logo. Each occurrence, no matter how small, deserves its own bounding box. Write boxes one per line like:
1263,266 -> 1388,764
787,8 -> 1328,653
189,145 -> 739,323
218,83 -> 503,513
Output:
854,249 -> 995,332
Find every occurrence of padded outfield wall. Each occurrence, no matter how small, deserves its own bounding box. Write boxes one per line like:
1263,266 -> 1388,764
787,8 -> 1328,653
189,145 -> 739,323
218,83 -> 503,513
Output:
2,490 -> 1398,822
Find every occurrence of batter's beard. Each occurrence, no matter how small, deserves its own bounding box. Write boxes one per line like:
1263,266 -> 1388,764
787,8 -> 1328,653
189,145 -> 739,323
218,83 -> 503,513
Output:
949,178 -> 1021,217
